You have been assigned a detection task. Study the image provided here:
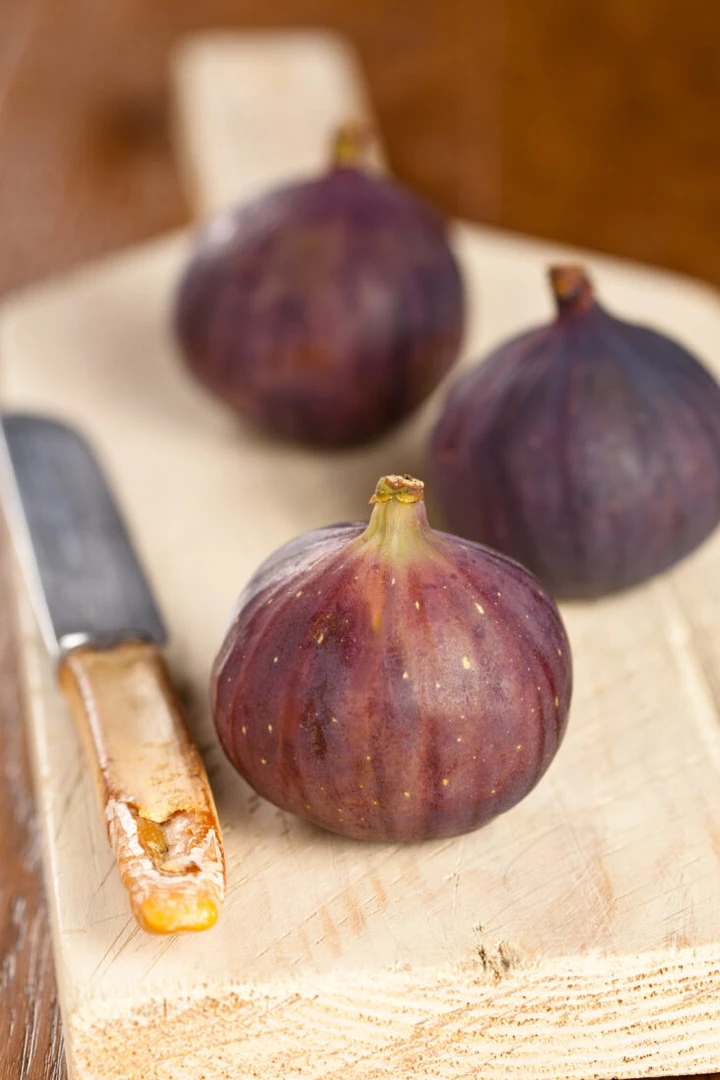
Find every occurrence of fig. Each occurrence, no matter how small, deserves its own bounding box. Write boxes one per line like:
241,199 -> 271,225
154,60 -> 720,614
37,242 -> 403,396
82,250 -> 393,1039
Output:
174,126 -> 465,446
212,475 -> 572,842
430,266 -> 720,598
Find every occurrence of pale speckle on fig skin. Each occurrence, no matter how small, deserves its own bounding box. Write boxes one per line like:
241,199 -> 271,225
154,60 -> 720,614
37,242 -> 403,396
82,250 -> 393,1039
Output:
462,656 -> 471,670
475,602 -> 485,615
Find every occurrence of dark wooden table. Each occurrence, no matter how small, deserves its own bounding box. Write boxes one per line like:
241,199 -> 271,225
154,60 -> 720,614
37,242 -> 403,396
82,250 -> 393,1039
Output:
1,2 -> 719,1076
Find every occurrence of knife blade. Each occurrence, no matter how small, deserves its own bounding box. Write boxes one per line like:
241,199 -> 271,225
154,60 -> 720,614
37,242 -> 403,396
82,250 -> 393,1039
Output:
1,413 -> 226,934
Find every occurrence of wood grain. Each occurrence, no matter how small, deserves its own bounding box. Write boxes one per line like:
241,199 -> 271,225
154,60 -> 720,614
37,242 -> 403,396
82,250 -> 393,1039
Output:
0,7 -> 501,1072
2,0 -> 718,296
0,0 -> 506,297
0,524 -> 66,1080
501,0 -> 720,282
5,166 -> 720,1075
0,3 -> 718,1076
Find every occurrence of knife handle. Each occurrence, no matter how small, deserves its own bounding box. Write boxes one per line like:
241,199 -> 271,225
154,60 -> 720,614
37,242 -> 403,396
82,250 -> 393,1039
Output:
58,641 -> 226,934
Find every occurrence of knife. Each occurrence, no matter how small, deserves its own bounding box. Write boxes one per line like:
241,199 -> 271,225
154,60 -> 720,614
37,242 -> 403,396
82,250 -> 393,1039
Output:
0,413 -> 225,934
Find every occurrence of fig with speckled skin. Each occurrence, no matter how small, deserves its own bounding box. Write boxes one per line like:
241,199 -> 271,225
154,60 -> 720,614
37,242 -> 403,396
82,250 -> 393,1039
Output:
429,266 -> 720,598
174,128 -> 465,447
212,475 -> 572,842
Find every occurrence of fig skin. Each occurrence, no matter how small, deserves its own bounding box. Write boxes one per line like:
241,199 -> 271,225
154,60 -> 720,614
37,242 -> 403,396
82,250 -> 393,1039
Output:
429,266 -> 720,598
174,135 -> 465,447
212,475 -> 572,842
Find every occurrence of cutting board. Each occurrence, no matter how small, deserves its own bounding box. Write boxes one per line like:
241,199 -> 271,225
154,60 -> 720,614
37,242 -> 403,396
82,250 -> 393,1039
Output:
3,29 -> 720,1080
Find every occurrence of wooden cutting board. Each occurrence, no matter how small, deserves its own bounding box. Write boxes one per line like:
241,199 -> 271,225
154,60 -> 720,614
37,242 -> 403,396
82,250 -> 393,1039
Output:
3,29 -> 720,1080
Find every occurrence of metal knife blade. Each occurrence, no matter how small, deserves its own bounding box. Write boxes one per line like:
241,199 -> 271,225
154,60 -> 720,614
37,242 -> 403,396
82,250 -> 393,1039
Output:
0,413 -> 166,656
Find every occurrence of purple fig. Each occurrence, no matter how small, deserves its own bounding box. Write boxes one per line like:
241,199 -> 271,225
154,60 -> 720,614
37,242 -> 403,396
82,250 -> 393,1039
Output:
212,474 -> 572,842
174,126 -> 465,447
429,265 -> 720,598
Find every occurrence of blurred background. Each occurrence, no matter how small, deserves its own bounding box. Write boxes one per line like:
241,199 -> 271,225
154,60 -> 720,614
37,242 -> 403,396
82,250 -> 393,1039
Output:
1,0 -> 718,298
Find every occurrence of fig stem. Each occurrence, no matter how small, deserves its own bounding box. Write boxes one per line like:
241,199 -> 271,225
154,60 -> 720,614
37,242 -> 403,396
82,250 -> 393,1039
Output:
370,474 -> 425,505
361,475 -> 429,555
331,120 -> 375,169
549,265 -> 594,314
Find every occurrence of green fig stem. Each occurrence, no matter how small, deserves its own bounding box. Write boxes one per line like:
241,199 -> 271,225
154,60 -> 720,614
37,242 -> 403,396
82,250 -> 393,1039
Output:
331,120 -> 374,169
360,475 -> 430,555
549,265 -> 595,314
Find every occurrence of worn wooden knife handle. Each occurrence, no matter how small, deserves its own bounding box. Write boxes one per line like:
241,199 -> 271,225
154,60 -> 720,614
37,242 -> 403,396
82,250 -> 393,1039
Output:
58,641 -> 225,934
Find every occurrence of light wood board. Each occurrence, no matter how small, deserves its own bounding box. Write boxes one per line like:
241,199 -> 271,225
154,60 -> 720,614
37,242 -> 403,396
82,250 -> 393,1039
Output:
171,30 -> 385,215
2,29 -> 720,1080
